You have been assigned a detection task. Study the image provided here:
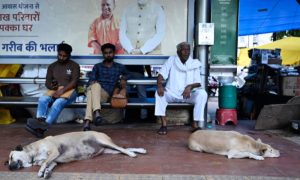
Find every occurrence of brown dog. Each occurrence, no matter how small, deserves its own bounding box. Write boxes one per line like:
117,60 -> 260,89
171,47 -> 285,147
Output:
188,130 -> 280,160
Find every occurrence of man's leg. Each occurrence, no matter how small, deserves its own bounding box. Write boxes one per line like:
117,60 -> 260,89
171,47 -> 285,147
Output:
36,95 -> 53,119
26,95 -> 52,138
84,83 -> 109,130
155,91 -> 175,135
187,89 -> 208,130
46,91 -> 77,125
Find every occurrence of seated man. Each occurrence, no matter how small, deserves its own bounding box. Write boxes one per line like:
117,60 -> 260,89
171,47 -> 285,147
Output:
155,42 -> 208,135
26,42 -> 80,138
83,43 -> 128,131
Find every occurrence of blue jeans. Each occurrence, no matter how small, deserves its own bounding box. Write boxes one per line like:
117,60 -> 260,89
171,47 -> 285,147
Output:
36,91 -> 77,125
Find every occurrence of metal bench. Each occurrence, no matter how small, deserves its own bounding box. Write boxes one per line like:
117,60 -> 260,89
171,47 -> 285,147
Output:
0,55 -> 194,109
0,96 -> 193,109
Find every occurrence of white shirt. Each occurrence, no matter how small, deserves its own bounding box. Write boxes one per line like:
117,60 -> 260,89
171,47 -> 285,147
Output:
159,56 -> 202,98
119,1 -> 166,54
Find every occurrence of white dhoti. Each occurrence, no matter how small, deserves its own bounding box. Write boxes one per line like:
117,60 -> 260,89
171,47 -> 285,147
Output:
155,89 -> 208,122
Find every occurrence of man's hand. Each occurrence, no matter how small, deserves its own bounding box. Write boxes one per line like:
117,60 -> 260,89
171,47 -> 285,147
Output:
53,88 -> 65,98
130,49 -> 143,55
157,85 -> 165,96
51,81 -> 58,90
120,79 -> 127,89
182,85 -> 192,99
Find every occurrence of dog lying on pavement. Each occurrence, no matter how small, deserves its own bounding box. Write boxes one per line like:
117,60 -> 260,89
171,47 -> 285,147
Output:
7,131 -> 146,179
188,130 -> 280,160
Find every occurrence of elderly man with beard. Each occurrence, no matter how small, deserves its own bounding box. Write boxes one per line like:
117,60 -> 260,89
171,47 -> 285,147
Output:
155,42 -> 208,135
26,42 -> 80,138
82,43 -> 129,131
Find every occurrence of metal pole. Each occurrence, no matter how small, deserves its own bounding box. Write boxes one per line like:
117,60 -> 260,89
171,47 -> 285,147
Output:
194,0 -> 210,128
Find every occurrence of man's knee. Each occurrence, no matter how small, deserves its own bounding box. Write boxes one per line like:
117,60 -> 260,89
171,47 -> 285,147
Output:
196,89 -> 208,100
39,95 -> 51,103
90,82 -> 100,89
52,98 -> 68,109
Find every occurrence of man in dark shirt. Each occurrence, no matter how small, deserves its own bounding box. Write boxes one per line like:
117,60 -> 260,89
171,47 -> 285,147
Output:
26,42 -> 80,138
83,43 -> 128,131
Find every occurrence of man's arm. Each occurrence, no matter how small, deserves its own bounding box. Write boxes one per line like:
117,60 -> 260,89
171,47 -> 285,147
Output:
45,65 -> 55,90
182,83 -> 201,99
119,10 -> 134,54
88,20 -> 102,54
157,74 -> 165,96
87,64 -> 99,85
182,63 -> 202,99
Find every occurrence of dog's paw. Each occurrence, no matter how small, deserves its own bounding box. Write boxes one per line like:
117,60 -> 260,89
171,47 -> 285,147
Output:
43,168 -> 52,179
255,156 -> 264,161
38,170 -> 44,178
128,151 -> 137,158
137,148 -> 147,154
126,148 -> 147,154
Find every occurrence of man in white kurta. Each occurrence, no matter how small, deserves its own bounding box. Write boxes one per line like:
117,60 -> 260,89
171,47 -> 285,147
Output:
155,42 -> 208,135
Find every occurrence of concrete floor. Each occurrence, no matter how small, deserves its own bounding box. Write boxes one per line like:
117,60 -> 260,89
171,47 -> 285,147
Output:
0,120 -> 300,180
0,97 -> 300,179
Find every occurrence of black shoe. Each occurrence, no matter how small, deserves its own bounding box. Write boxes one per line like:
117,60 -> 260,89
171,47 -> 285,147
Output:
25,124 -> 46,138
83,120 -> 91,131
93,110 -> 102,126
27,118 -> 49,130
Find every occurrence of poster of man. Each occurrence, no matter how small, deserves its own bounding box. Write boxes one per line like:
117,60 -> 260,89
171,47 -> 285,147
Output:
0,0 -> 187,56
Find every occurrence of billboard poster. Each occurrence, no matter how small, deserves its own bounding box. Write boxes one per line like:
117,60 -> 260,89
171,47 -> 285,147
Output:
0,0 -> 187,58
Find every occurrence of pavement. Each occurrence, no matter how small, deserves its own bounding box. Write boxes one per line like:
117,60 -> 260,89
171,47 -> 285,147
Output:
0,97 -> 299,179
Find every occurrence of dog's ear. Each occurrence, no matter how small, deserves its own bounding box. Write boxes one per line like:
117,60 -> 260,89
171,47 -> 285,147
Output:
15,145 -> 23,151
256,138 -> 262,143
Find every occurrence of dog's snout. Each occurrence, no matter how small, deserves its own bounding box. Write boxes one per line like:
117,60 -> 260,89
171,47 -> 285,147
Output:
8,161 -> 22,171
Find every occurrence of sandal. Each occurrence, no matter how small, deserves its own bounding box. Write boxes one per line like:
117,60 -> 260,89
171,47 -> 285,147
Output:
157,126 -> 167,135
83,120 -> 91,131
93,110 -> 102,126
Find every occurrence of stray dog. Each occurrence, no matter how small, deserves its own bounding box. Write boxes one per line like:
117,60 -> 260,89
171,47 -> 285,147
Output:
188,130 -> 280,160
7,131 -> 146,178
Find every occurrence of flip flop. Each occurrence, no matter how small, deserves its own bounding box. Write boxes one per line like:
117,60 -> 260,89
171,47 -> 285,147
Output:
157,126 -> 167,135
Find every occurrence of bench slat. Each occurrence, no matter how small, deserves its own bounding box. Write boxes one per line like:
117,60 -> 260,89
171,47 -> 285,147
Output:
0,78 -> 158,85
0,97 -> 193,109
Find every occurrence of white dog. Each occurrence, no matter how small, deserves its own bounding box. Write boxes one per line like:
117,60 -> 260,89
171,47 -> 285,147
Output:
188,130 -> 280,160
7,131 -> 146,178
